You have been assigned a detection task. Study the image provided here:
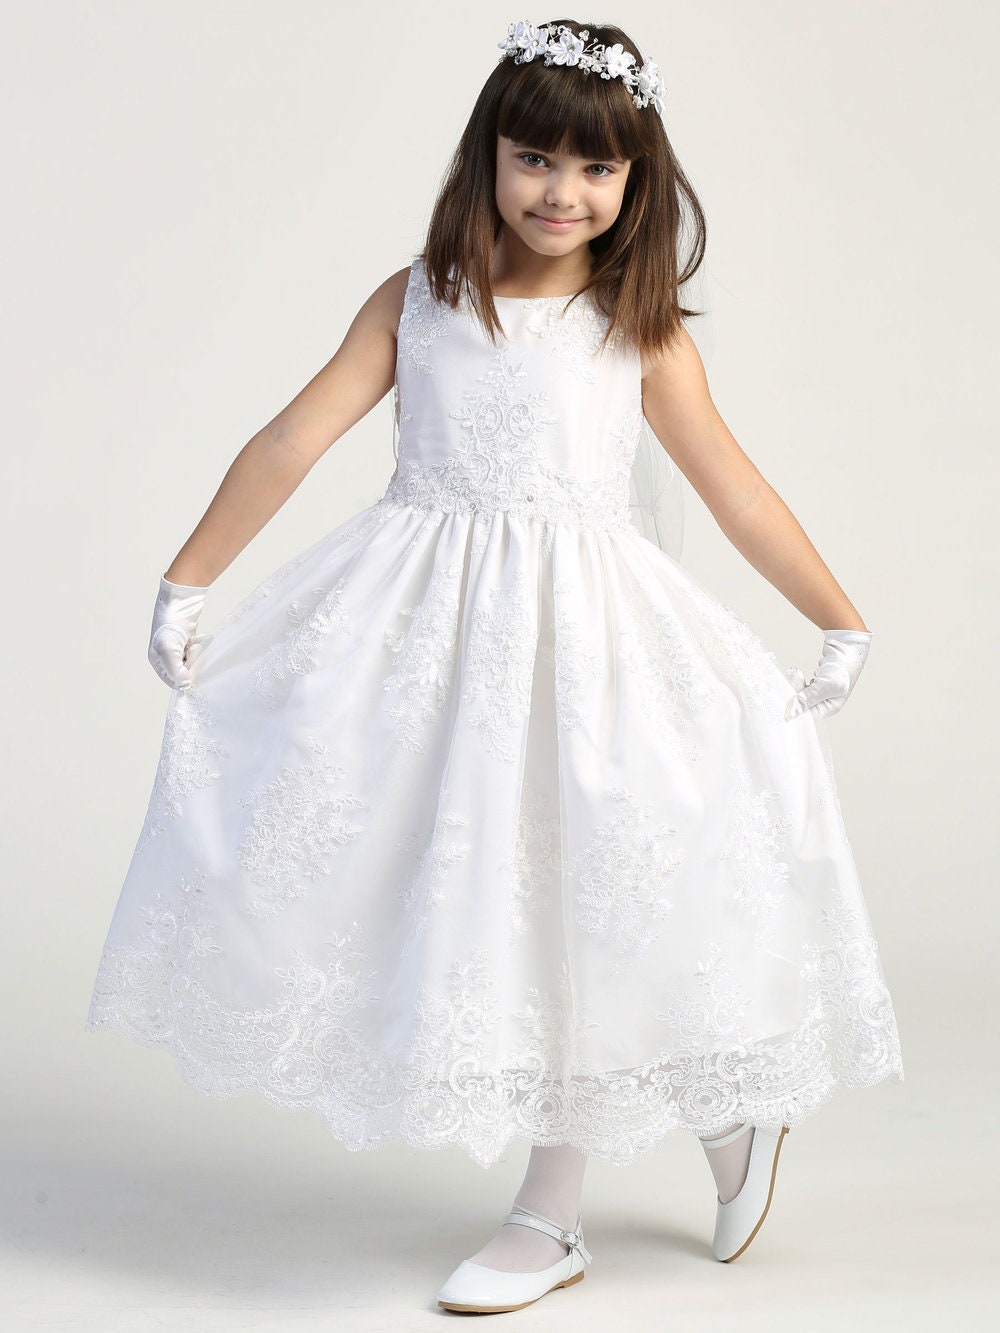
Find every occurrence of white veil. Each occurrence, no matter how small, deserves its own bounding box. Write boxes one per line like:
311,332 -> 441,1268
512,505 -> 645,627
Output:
626,260 -> 714,563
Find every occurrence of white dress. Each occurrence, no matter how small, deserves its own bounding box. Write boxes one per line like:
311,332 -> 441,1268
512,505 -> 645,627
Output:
86,255 -> 904,1167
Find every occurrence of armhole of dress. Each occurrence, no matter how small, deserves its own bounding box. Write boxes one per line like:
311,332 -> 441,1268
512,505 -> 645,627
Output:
392,258 -> 422,463
396,256 -> 424,346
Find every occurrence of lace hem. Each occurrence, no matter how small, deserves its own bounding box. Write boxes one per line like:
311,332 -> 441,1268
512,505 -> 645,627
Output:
85,1009 -> 903,1168
86,922 -> 904,1175
87,831 -> 905,1169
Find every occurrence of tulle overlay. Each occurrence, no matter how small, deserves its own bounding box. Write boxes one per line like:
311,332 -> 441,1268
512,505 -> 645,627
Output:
86,256 -> 903,1167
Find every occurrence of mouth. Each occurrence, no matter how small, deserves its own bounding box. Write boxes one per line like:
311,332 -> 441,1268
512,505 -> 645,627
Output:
530,214 -> 585,230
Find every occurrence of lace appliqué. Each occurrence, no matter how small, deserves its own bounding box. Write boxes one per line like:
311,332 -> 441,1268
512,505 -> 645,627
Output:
568,786 -> 682,973
397,259 -> 453,374
721,764 -> 792,945
382,562 -> 464,753
524,293 -> 619,384
395,804 -> 472,942
411,949 -> 501,1084
461,570 -> 536,762
381,348 -> 639,531
799,879 -> 904,1084
404,951 -> 604,1159
616,587 -> 716,730
655,940 -> 756,1055
385,345 -> 555,515
136,688 -> 228,855
140,866 -> 223,963
212,503 -> 386,640
214,549 -> 316,636
250,578 -> 352,710
469,522 -> 491,558
512,969 -> 596,1091
683,582 -> 790,723
88,882 -> 382,1104
545,586 -> 602,731
499,783 -> 560,938
449,342 -> 560,463
237,735 -> 367,917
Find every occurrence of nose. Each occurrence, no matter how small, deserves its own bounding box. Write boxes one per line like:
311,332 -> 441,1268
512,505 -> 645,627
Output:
544,173 -> 578,209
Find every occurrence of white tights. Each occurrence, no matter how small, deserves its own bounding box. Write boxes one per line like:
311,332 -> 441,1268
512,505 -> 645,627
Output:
466,1143 -> 589,1273
697,1121 -> 756,1203
463,1123 -> 756,1273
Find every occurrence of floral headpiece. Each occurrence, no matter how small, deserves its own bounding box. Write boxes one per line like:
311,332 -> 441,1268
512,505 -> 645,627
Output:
497,20 -> 666,115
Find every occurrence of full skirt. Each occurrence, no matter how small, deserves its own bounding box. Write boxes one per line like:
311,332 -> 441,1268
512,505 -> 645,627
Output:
86,497 -> 905,1167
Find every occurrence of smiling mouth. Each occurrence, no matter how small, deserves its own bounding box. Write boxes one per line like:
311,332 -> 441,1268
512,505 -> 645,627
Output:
532,214 -> 585,227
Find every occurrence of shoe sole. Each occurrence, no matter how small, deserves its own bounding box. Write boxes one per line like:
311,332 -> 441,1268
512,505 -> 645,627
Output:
437,1269 -> 584,1313
718,1124 -> 790,1263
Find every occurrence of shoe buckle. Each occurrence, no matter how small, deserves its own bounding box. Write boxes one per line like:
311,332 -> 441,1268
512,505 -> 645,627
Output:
560,1229 -> 580,1248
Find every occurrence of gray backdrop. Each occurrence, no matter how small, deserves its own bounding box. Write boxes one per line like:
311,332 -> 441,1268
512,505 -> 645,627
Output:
3,1 -> 995,1328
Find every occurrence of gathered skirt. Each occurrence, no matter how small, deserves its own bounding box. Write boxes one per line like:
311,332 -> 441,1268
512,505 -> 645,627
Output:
86,495 -> 904,1167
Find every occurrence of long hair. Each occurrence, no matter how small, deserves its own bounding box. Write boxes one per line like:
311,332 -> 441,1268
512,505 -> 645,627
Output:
421,18 -> 707,358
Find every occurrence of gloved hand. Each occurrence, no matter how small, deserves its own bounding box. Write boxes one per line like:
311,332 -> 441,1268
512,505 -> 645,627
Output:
785,629 -> 872,722
148,573 -> 213,690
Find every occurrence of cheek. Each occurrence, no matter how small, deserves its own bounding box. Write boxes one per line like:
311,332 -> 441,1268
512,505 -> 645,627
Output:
499,177 -> 531,211
605,185 -> 628,215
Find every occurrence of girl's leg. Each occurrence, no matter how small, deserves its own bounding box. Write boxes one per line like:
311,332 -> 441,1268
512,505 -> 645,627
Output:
465,1142 -> 589,1273
698,1122 -> 755,1203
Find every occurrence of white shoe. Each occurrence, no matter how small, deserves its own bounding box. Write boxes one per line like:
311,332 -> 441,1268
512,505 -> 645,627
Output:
435,1203 -> 593,1313
710,1122 -> 790,1262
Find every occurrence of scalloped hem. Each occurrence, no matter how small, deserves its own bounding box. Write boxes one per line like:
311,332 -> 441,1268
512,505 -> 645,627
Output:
84,1016 -> 904,1170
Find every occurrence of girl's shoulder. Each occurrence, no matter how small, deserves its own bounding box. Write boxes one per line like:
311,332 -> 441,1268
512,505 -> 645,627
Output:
354,264 -> 413,342
638,322 -> 707,385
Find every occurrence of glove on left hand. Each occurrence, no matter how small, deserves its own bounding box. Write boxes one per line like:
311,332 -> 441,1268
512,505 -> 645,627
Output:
785,629 -> 872,722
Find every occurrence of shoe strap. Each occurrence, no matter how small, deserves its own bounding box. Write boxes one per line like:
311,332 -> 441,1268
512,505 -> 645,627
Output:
502,1204 -> 593,1265
698,1122 -> 754,1149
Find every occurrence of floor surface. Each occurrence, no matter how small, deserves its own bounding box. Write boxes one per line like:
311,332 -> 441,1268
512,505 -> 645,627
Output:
4,1011 -> 994,1332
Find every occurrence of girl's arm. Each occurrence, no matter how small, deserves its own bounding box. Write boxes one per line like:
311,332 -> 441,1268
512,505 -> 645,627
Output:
640,329 -> 869,632
163,265 -> 412,586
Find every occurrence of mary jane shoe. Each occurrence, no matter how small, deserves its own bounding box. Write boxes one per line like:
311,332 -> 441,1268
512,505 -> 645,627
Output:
436,1202 -> 593,1314
709,1121 -> 790,1261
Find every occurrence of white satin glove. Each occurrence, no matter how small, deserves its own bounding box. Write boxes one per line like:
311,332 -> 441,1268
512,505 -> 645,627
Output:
785,629 -> 872,722
147,574 -> 213,690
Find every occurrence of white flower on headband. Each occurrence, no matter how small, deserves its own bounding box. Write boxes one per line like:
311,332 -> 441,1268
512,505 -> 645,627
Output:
634,59 -> 665,110
497,20 -> 666,114
601,43 -> 635,82
508,19 -> 549,60
549,27 -> 584,66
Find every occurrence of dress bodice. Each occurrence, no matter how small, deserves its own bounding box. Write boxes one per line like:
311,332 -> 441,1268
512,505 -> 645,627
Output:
383,255 -> 644,531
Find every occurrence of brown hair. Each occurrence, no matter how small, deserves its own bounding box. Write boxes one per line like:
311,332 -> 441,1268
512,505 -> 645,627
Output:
420,18 -> 707,359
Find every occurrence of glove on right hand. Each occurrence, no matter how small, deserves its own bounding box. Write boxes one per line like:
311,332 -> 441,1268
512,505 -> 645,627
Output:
148,574 -> 213,690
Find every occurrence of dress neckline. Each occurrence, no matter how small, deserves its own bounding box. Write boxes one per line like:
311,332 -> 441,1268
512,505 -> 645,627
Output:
491,289 -> 587,304
429,258 -> 588,306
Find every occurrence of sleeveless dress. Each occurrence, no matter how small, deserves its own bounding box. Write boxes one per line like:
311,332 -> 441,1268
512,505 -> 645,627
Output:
85,255 -> 904,1168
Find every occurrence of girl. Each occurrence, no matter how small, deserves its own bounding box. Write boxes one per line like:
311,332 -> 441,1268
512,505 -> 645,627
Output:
86,17 -> 904,1316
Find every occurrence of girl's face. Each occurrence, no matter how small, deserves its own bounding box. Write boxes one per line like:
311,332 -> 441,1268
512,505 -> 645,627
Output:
494,134 -> 631,264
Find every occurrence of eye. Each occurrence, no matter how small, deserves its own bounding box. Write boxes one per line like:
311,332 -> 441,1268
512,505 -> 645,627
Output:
515,152 -> 616,177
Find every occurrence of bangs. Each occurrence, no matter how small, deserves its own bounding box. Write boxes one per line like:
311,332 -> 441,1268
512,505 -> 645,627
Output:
496,62 -> 653,164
